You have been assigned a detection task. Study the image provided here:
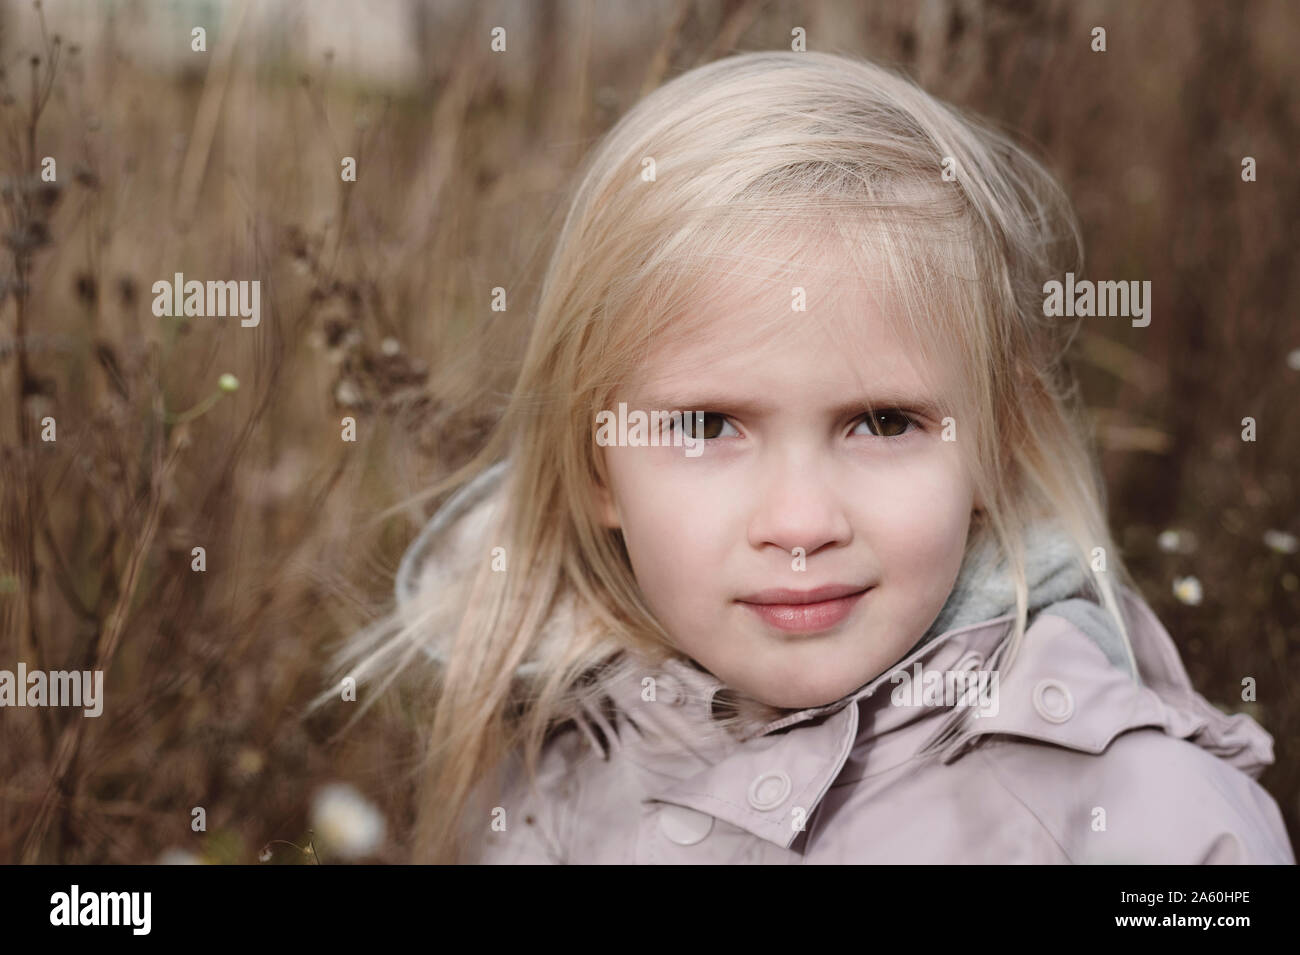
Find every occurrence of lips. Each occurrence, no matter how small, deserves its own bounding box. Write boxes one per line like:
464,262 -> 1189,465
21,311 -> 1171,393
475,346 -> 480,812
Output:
737,584 -> 870,634
738,583 -> 867,605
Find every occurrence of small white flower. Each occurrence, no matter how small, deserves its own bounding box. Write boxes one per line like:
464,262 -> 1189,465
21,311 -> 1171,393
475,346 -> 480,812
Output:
1263,529 -> 1298,555
335,380 -> 362,407
1157,529 -> 1197,554
157,848 -> 203,865
310,783 -> 385,860
1172,576 -> 1203,606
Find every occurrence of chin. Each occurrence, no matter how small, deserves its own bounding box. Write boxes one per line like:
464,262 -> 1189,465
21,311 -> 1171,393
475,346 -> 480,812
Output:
752,677 -> 858,710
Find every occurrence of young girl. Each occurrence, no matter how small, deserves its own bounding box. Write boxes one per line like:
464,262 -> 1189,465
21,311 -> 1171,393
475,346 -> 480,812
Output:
324,51 -> 1295,864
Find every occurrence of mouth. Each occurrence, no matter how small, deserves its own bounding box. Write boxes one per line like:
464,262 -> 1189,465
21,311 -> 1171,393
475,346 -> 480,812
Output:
736,584 -> 871,635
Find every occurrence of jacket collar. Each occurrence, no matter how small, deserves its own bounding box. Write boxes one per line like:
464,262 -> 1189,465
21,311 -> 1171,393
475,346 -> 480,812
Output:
626,611 -> 1018,848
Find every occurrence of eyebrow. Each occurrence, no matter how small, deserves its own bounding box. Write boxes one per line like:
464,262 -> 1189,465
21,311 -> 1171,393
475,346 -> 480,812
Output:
637,391 -> 946,422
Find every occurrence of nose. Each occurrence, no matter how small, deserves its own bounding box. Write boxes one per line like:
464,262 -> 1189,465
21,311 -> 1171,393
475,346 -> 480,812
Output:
746,453 -> 853,558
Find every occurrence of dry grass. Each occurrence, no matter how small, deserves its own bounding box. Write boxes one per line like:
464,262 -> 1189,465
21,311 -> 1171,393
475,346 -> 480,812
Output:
1,0 -> 1296,863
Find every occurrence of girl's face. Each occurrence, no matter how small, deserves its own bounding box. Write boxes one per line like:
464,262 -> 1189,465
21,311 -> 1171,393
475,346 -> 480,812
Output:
593,265 -> 981,709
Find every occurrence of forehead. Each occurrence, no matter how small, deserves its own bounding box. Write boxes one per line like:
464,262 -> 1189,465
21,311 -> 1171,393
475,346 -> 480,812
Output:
630,234 -> 954,404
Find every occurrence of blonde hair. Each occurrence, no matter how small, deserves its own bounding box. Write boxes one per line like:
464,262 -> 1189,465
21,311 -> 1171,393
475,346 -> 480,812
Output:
313,50 -> 1140,862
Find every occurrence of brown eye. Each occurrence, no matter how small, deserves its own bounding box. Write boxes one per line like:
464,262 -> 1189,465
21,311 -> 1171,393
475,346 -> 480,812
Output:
683,412 -> 729,440
667,412 -> 732,440
859,409 -> 914,437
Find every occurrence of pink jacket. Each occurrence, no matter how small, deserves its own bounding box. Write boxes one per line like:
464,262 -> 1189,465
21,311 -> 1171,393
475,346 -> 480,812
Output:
472,593 -> 1293,863
398,465 -> 1295,864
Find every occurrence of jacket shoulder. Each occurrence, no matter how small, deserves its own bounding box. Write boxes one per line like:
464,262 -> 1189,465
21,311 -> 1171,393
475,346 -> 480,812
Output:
946,594 -> 1278,777
938,593 -> 1295,863
973,728 -> 1296,863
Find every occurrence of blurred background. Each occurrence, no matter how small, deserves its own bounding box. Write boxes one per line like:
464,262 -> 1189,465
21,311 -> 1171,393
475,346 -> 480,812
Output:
0,0 -> 1296,863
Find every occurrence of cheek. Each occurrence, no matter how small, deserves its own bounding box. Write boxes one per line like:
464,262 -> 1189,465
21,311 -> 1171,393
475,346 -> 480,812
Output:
604,453 -> 729,597
864,452 -> 973,578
